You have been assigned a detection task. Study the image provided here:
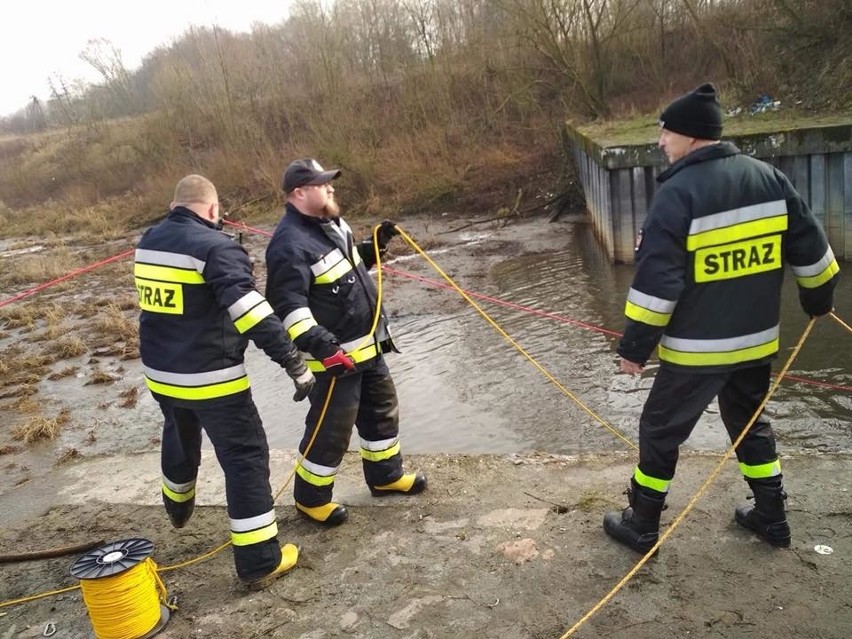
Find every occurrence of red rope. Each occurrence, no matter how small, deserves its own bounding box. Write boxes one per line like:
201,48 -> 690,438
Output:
0,248 -> 135,309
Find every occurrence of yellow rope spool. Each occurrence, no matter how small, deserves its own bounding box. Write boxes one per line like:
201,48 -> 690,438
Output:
70,539 -> 171,639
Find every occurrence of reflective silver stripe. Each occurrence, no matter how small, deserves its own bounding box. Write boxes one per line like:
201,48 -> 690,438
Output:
310,249 -> 346,277
227,290 -> 266,320
661,325 -> 779,353
135,248 -> 206,272
360,436 -> 399,452
688,200 -> 786,235
229,509 -> 276,533
143,363 -> 247,386
626,288 -> 677,313
791,247 -> 836,277
283,307 -> 315,331
162,476 -> 195,493
299,458 -> 338,477
339,333 -> 375,353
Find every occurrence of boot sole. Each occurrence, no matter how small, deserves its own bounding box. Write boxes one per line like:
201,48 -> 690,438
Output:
296,505 -> 349,527
370,475 -> 428,497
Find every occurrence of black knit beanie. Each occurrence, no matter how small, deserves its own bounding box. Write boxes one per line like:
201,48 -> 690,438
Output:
659,83 -> 723,140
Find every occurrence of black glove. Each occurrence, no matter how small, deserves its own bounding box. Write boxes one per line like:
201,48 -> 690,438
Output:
377,220 -> 400,249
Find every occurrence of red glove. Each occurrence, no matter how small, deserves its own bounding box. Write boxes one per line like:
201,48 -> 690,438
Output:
322,349 -> 356,375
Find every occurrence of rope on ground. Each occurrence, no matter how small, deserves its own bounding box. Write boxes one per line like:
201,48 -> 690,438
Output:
396,226 -> 637,451
558,317 -> 818,638
830,311 -> 851,334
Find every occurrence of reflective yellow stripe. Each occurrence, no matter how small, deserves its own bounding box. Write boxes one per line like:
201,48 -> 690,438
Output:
233,300 -> 274,334
134,263 -> 205,284
296,464 -> 336,487
314,258 -> 354,284
145,375 -> 250,400
305,342 -> 379,372
739,459 -> 781,479
136,279 -> 184,314
360,441 -> 401,463
352,249 -> 362,265
659,338 -> 778,367
162,484 -> 196,503
287,317 -> 318,340
694,235 -> 782,283
796,258 -> 839,289
633,467 -> 670,493
625,301 -> 671,327
231,521 -> 278,547
686,215 -> 788,252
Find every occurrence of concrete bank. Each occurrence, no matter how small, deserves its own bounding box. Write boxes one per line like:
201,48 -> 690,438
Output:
1,451 -> 851,638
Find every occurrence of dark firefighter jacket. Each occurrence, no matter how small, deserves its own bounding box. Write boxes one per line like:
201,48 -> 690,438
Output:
618,142 -> 839,373
265,203 -> 395,373
135,207 -> 304,402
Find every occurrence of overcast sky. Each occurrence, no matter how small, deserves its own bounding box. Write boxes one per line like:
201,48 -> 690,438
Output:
0,1 -> 291,116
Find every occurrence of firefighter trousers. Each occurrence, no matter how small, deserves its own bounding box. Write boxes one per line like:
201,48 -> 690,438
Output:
637,363 -> 780,484
295,357 -> 404,507
157,390 -> 281,581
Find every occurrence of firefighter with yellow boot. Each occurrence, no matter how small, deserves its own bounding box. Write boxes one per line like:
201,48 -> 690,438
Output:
606,84 -> 839,553
265,159 -> 427,527
135,174 -> 315,588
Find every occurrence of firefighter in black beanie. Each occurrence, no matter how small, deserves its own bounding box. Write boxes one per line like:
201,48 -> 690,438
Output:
605,83 -> 838,553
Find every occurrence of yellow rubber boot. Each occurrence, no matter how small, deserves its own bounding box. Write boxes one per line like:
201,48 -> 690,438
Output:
370,472 -> 427,497
243,543 -> 299,590
296,502 -> 349,526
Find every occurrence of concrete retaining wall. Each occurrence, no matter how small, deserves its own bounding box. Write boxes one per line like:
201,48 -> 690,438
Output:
565,122 -> 852,264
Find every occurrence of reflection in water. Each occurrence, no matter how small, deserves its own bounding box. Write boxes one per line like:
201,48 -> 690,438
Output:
253,218 -> 849,455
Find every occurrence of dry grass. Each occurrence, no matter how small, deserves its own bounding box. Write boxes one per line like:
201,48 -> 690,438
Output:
43,335 -> 88,359
0,445 -> 22,455
0,305 -> 38,329
117,386 -> 139,408
10,396 -> 40,412
47,365 -> 79,380
0,384 -> 37,399
0,346 -> 55,387
1,246 -> 83,286
92,304 -> 138,343
86,368 -> 119,385
56,447 -> 82,465
11,409 -> 70,443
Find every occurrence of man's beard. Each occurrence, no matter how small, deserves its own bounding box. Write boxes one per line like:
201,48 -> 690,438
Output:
322,197 -> 340,218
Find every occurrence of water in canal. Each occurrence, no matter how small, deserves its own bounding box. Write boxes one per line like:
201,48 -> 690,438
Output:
250,217 -> 851,457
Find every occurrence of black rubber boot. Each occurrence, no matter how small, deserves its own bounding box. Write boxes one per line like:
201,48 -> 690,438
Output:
735,478 -> 791,547
603,479 -> 666,554
164,496 -> 195,529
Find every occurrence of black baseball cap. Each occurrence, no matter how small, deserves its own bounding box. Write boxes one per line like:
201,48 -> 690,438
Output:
282,158 -> 341,193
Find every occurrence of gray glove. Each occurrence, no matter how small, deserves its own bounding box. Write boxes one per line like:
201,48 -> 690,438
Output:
283,349 -> 314,401
291,368 -> 315,402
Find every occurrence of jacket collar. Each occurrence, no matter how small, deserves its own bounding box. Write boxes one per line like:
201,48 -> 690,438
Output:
658,141 -> 740,183
169,206 -> 219,230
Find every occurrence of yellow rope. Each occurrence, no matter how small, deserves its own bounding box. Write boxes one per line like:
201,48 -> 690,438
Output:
79,558 -> 167,639
830,311 -> 851,334
395,226 -> 637,451
558,317 -> 817,638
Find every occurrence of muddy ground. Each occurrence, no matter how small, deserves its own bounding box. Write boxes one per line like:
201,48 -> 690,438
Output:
1,212 -> 851,638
